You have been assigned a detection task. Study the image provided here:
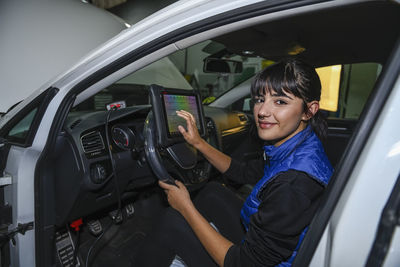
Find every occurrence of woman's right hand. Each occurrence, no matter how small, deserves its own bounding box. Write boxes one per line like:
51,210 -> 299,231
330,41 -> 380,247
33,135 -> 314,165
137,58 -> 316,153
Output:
176,110 -> 204,149
177,110 -> 231,173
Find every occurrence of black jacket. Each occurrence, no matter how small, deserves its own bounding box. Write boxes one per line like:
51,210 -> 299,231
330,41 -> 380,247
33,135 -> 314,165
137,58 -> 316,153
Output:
223,158 -> 325,267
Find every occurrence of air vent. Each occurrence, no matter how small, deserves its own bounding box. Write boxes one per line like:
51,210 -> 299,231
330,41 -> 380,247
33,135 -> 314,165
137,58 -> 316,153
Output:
81,131 -> 105,153
238,114 -> 248,122
70,119 -> 82,129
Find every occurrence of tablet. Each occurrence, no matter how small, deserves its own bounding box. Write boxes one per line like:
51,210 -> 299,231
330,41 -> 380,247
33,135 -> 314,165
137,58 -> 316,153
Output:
149,85 -> 206,147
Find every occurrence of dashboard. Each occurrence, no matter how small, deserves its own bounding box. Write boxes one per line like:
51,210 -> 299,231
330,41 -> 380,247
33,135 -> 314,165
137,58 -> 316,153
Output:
51,104 -> 250,226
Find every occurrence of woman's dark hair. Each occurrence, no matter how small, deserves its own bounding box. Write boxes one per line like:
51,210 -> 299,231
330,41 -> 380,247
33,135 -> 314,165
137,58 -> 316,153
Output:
250,58 -> 327,140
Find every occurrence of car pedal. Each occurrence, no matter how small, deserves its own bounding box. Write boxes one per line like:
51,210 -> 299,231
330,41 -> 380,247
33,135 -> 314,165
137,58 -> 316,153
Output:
55,228 -> 81,266
87,220 -> 103,236
109,209 -> 123,223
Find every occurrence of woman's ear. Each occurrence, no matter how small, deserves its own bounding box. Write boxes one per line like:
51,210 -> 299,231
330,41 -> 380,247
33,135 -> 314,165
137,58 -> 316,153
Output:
302,101 -> 319,121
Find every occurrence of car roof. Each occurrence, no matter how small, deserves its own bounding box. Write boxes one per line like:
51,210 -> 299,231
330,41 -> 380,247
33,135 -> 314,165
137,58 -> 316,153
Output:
213,1 -> 400,67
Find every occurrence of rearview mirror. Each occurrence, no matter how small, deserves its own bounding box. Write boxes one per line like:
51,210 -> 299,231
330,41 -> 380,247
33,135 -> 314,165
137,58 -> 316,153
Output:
203,58 -> 243,74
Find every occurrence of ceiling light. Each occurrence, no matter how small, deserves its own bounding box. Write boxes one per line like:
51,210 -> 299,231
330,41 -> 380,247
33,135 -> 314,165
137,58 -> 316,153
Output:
242,50 -> 255,55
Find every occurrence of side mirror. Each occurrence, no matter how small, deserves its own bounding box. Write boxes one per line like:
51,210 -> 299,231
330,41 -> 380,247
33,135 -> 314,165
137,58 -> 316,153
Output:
203,58 -> 243,74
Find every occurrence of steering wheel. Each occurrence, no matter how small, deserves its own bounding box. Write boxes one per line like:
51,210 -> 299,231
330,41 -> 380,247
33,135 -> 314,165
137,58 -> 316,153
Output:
144,111 -> 198,185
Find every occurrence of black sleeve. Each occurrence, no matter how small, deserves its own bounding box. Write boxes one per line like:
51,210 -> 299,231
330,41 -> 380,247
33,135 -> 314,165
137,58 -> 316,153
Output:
224,170 -> 325,267
223,157 -> 265,185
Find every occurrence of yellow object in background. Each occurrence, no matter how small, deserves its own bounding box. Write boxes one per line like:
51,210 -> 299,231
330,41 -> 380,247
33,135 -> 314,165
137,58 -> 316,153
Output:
261,60 -> 275,70
316,65 -> 341,112
202,96 -> 216,104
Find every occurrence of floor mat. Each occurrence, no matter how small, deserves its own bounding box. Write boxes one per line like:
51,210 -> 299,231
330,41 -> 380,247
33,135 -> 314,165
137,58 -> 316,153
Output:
79,215 -> 153,267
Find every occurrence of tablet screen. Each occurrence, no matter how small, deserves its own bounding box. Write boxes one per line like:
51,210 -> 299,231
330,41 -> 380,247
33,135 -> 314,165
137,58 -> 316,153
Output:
162,93 -> 201,137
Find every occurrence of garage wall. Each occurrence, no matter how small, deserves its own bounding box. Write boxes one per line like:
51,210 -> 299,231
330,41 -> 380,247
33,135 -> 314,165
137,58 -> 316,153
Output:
108,0 -> 177,25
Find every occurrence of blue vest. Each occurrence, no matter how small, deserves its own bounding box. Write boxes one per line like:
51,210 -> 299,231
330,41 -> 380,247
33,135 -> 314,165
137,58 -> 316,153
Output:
240,126 -> 333,266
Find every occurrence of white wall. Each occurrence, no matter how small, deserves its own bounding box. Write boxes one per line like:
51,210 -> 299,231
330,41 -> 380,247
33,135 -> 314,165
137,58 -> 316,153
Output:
109,0 -> 177,24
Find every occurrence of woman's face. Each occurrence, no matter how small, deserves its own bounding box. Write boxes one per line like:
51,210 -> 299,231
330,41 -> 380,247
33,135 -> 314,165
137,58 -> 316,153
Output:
253,90 -> 309,146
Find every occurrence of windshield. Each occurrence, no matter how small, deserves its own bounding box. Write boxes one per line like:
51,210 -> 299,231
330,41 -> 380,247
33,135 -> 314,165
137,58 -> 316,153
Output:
73,40 -> 264,112
73,38 -> 381,121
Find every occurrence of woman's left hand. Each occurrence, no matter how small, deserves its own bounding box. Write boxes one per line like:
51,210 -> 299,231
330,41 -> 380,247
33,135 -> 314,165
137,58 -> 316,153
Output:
159,180 -> 194,214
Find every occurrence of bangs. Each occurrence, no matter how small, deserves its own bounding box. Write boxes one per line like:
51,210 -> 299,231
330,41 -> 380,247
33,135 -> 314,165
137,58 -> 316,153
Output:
251,61 -> 303,99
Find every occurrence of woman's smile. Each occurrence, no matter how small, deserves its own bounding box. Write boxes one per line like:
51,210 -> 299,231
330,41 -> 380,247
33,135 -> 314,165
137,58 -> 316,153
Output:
258,121 -> 277,129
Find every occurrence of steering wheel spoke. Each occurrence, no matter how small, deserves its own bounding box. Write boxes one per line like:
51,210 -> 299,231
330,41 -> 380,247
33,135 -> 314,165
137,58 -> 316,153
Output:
144,111 -> 210,187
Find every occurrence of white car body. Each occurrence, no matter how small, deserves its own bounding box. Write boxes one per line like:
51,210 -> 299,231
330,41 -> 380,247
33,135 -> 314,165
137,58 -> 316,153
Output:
0,0 -> 399,266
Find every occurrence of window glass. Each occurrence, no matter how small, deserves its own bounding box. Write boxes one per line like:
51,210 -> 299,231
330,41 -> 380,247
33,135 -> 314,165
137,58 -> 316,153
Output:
74,40 -> 266,112
117,57 -> 192,90
334,63 -> 381,119
316,65 -> 341,112
74,56 -> 192,111
167,41 -> 265,103
7,108 -> 38,143
74,38 -> 380,120
228,62 -> 381,120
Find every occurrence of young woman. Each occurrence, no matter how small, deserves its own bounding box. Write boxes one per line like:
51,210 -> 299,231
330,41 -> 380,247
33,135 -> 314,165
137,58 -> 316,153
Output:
136,59 -> 333,267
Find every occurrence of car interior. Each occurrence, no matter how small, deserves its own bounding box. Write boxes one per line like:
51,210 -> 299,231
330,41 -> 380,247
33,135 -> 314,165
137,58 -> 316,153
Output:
15,1 -> 398,266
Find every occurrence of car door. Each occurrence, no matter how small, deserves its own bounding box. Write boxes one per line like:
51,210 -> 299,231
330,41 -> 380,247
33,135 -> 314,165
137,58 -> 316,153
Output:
294,38 -> 400,266
0,88 -> 59,267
